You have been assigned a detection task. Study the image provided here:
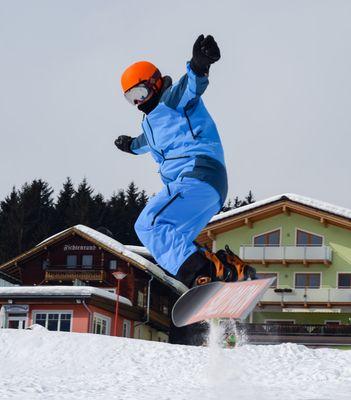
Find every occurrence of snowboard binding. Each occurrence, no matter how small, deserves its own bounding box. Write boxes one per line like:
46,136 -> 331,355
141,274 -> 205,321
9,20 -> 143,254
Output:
176,243 -> 257,288
202,244 -> 257,284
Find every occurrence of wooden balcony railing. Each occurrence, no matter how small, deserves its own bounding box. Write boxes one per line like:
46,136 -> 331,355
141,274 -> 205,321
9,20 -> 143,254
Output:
45,268 -> 106,282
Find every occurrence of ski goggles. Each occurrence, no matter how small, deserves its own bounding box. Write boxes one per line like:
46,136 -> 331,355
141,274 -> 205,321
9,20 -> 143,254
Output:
124,83 -> 153,106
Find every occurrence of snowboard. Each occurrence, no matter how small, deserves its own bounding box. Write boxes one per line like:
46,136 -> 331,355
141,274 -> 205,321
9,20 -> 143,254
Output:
172,278 -> 275,327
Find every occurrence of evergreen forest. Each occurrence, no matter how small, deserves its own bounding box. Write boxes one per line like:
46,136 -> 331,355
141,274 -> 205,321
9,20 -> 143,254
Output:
0,178 -> 254,264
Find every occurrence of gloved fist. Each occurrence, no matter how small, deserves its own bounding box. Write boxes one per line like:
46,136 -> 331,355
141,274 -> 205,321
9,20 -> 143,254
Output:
190,34 -> 221,76
114,135 -> 135,154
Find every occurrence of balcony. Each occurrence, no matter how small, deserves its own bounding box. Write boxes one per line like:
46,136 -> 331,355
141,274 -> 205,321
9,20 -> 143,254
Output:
261,287 -> 351,305
45,267 -> 106,282
239,245 -> 332,265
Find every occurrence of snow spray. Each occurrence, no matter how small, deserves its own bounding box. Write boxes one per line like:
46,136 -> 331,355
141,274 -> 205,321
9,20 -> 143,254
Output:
205,319 -> 226,384
203,319 -> 245,390
206,319 -> 248,349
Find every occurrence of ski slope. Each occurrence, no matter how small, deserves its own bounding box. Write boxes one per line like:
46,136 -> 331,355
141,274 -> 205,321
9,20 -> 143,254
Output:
1,327 -> 351,400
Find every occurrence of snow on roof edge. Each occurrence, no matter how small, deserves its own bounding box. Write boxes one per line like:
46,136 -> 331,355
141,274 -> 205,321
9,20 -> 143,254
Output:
124,245 -> 152,257
0,286 -> 132,306
210,193 -> 351,224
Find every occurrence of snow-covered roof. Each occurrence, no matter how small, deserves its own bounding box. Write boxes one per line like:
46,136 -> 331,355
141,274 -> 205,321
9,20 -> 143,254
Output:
0,285 -> 132,306
125,245 -> 152,258
210,193 -> 351,224
38,225 -> 187,294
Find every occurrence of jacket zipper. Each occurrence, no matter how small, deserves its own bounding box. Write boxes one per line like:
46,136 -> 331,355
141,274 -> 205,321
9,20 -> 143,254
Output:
146,118 -> 156,145
184,109 -> 196,139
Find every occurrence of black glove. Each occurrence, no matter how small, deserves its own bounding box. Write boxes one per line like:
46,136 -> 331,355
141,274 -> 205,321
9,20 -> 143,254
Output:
114,135 -> 135,154
190,34 -> 221,76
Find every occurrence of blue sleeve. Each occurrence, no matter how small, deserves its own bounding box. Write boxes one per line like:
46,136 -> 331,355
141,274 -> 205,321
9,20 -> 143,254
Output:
130,133 -> 150,155
162,62 -> 209,111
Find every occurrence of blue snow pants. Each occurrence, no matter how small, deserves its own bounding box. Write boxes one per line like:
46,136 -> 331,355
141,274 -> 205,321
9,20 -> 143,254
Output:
134,177 -> 221,276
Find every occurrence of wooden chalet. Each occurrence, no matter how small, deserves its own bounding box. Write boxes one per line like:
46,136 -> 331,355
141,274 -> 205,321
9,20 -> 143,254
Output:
0,225 -> 186,341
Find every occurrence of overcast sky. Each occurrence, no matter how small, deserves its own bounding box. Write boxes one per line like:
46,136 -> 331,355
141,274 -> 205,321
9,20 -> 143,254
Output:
0,0 -> 350,208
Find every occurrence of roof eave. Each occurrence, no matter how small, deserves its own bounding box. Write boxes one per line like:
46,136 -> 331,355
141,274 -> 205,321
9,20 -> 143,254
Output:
202,198 -> 351,237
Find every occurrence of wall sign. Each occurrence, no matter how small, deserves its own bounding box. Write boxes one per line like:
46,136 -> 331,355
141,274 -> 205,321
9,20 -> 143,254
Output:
63,245 -> 96,251
4,305 -> 29,313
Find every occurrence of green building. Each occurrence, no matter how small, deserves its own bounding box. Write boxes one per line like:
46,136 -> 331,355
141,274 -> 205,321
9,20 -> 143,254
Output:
198,194 -> 351,326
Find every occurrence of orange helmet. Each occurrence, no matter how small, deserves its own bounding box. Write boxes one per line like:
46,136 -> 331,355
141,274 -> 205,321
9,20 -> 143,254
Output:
121,61 -> 162,93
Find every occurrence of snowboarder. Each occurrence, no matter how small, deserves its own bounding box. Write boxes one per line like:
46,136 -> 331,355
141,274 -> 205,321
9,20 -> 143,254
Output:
115,35 -> 255,287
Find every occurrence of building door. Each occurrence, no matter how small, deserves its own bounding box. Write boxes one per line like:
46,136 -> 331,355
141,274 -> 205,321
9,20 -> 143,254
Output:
7,314 -> 27,329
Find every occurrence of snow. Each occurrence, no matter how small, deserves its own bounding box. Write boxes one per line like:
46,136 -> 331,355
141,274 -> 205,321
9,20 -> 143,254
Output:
1,328 -> 351,400
125,245 -> 152,257
37,225 -> 187,294
211,193 -> 351,223
0,286 -> 132,306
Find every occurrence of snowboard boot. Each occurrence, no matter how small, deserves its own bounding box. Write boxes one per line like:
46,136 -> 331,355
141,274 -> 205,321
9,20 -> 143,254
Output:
215,244 -> 257,281
175,251 -> 216,288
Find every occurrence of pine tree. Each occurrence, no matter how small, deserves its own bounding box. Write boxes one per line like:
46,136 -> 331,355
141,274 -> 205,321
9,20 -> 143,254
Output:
244,190 -> 255,205
19,179 -> 55,250
125,182 -> 142,244
234,196 -> 242,208
106,189 -> 128,242
91,193 -> 107,228
0,188 -> 22,262
221,199 -> 233,212
138,190 -> 149,209
70,178 -> 94,226
54,177 -> 75,231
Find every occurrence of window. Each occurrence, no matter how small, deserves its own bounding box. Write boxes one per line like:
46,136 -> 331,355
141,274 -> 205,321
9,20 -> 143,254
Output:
66,255 -> 77,268
296,230 -> 323,246
295,273 -> 321,289
338,273 -> 351,289
34,312 -> 72,332
93,313 -> 111,335
122,319 -> 131,338
82,255 -> 93,268
254,230 -> 280,247
109,260 -> 117,270
256,272 -> 278,288
137,290 -> 145,307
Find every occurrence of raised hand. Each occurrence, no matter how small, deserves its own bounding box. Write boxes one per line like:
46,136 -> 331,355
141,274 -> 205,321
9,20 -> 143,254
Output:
114,135 -> 134,154
190,34 -> 221,76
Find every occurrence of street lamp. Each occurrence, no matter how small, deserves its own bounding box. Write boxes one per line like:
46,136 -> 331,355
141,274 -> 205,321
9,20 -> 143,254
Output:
112,271 -> 127,336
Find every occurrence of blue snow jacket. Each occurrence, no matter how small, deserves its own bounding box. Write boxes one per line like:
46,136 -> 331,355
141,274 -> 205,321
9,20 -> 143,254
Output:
130,63 -> 228,206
